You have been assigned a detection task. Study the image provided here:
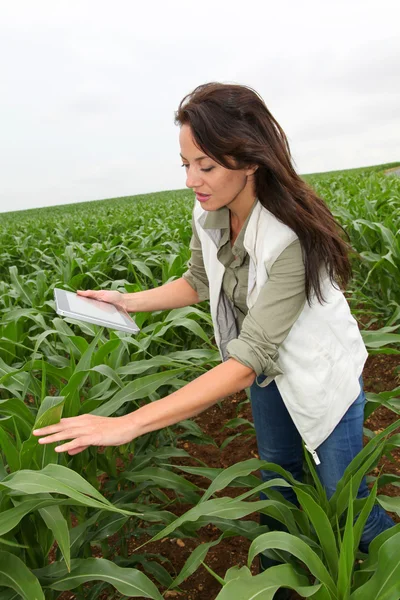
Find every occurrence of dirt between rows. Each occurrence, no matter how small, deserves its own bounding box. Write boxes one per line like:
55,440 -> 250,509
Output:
53,351 -> 400,600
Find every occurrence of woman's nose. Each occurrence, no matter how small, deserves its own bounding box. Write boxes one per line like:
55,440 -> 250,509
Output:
185,167 -> 203,189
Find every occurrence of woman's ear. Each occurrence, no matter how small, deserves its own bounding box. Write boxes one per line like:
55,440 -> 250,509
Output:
245,165 -> 259,176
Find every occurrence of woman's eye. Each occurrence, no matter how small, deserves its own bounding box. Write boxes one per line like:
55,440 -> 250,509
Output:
180,164 -> 214,172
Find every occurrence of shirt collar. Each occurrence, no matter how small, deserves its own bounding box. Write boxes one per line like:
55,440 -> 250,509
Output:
203,205 -> 230,230
203,197 -> 259,230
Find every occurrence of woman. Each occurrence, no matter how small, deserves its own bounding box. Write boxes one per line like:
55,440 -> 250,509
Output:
33,82 -> 394,574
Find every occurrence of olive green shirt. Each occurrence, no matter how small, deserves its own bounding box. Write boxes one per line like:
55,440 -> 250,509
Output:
182,200 -> 306,379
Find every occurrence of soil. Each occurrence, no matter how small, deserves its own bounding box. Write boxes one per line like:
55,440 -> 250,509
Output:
46,314 -> 399,600
53,348 -> 400,600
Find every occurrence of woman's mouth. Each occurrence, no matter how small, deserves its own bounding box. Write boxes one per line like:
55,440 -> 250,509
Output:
195,193 -> 211,203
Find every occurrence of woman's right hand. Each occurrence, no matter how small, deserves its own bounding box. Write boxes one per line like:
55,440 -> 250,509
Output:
77,290 -> 128,313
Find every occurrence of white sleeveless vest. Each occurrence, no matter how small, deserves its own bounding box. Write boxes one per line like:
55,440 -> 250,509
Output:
193,199 -> 368,461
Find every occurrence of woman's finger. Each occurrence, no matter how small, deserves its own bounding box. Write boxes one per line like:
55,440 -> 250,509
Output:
77,290 -> 93,296
55,437 -> 92,453
77,290 -> 102,300
33,416 -> 90,436
65,445 -> 90,455
32,416 -> 132,450
33,424 -> 64,436
37,428 -> 85,445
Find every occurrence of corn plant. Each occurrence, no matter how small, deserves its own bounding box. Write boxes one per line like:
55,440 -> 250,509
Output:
1,164 -> 400,598
306,169 -> 400,323
141,419 -> 400,599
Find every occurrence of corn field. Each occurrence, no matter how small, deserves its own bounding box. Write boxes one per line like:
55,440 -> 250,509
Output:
0,162 -> 400,599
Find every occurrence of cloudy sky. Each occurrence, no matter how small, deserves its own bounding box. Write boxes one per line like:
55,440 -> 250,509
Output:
1,0 -> 399,213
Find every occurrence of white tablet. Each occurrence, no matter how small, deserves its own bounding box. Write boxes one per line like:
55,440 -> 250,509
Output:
54,288 -> 140,334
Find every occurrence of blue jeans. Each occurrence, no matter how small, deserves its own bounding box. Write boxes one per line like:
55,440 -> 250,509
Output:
250,375 -> 394,554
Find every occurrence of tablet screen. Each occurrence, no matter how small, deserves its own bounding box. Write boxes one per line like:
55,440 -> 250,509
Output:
67,293 -> 127,325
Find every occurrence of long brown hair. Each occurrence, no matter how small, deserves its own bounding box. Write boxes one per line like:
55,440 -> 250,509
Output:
175,82 -> 352,305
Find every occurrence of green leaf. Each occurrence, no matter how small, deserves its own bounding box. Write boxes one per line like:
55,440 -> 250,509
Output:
117,355 -> 190,376
145,497 -> 298,546
0,550 -> 44,599
20,395 -> 65,470
140,558 -> 174,588
353,480 -> 378,552
0,425 -> 20,472
0,537 -> 29,549
361,329 -> 400,348
171,534 -> 224,588
248,531 -> 336,598
215,563 -> 321,600
0,397 -> 35,439
195,516 -> 267,541
0,497 -> 67,536
337,484 -> 354,600
38,503 -> 71,571
92,368 -> 187,416
167,317 -> 214,345
9,266 -> 34,306
0,357 -> 30,398
330,419 -> 400,516
172,463 -> 261,489
69,511 -> 102,557
231,478 -> 292,503
131,260 -> 155,281
294,486 -> 338,579
93,338 -> 121,366
352,522 -> 400,591
49,557 -> 163,599
0,464 -> 140,516
90,364 -> 123,388
303,440 -> 329,512
350,531 -> 400,599
376,494 -> 400,516
31,328 -> 61,360
123,467 -> 201,493
199,458 -> 304,504
91,513 -> 128,543
165,306 -> 212,324
61,328 -> 104,415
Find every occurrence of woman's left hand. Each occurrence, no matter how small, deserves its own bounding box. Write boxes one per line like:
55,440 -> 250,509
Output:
32,414 -> 136,455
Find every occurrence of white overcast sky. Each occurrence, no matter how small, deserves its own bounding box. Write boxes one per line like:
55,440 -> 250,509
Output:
1,0 -> 399,213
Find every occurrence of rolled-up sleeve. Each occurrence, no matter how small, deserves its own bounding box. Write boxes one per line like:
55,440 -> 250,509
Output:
226,239 -> 306,382
182,213 -> 210,302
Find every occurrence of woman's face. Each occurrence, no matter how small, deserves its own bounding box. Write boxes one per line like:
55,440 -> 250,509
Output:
179,124 -> 257,213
